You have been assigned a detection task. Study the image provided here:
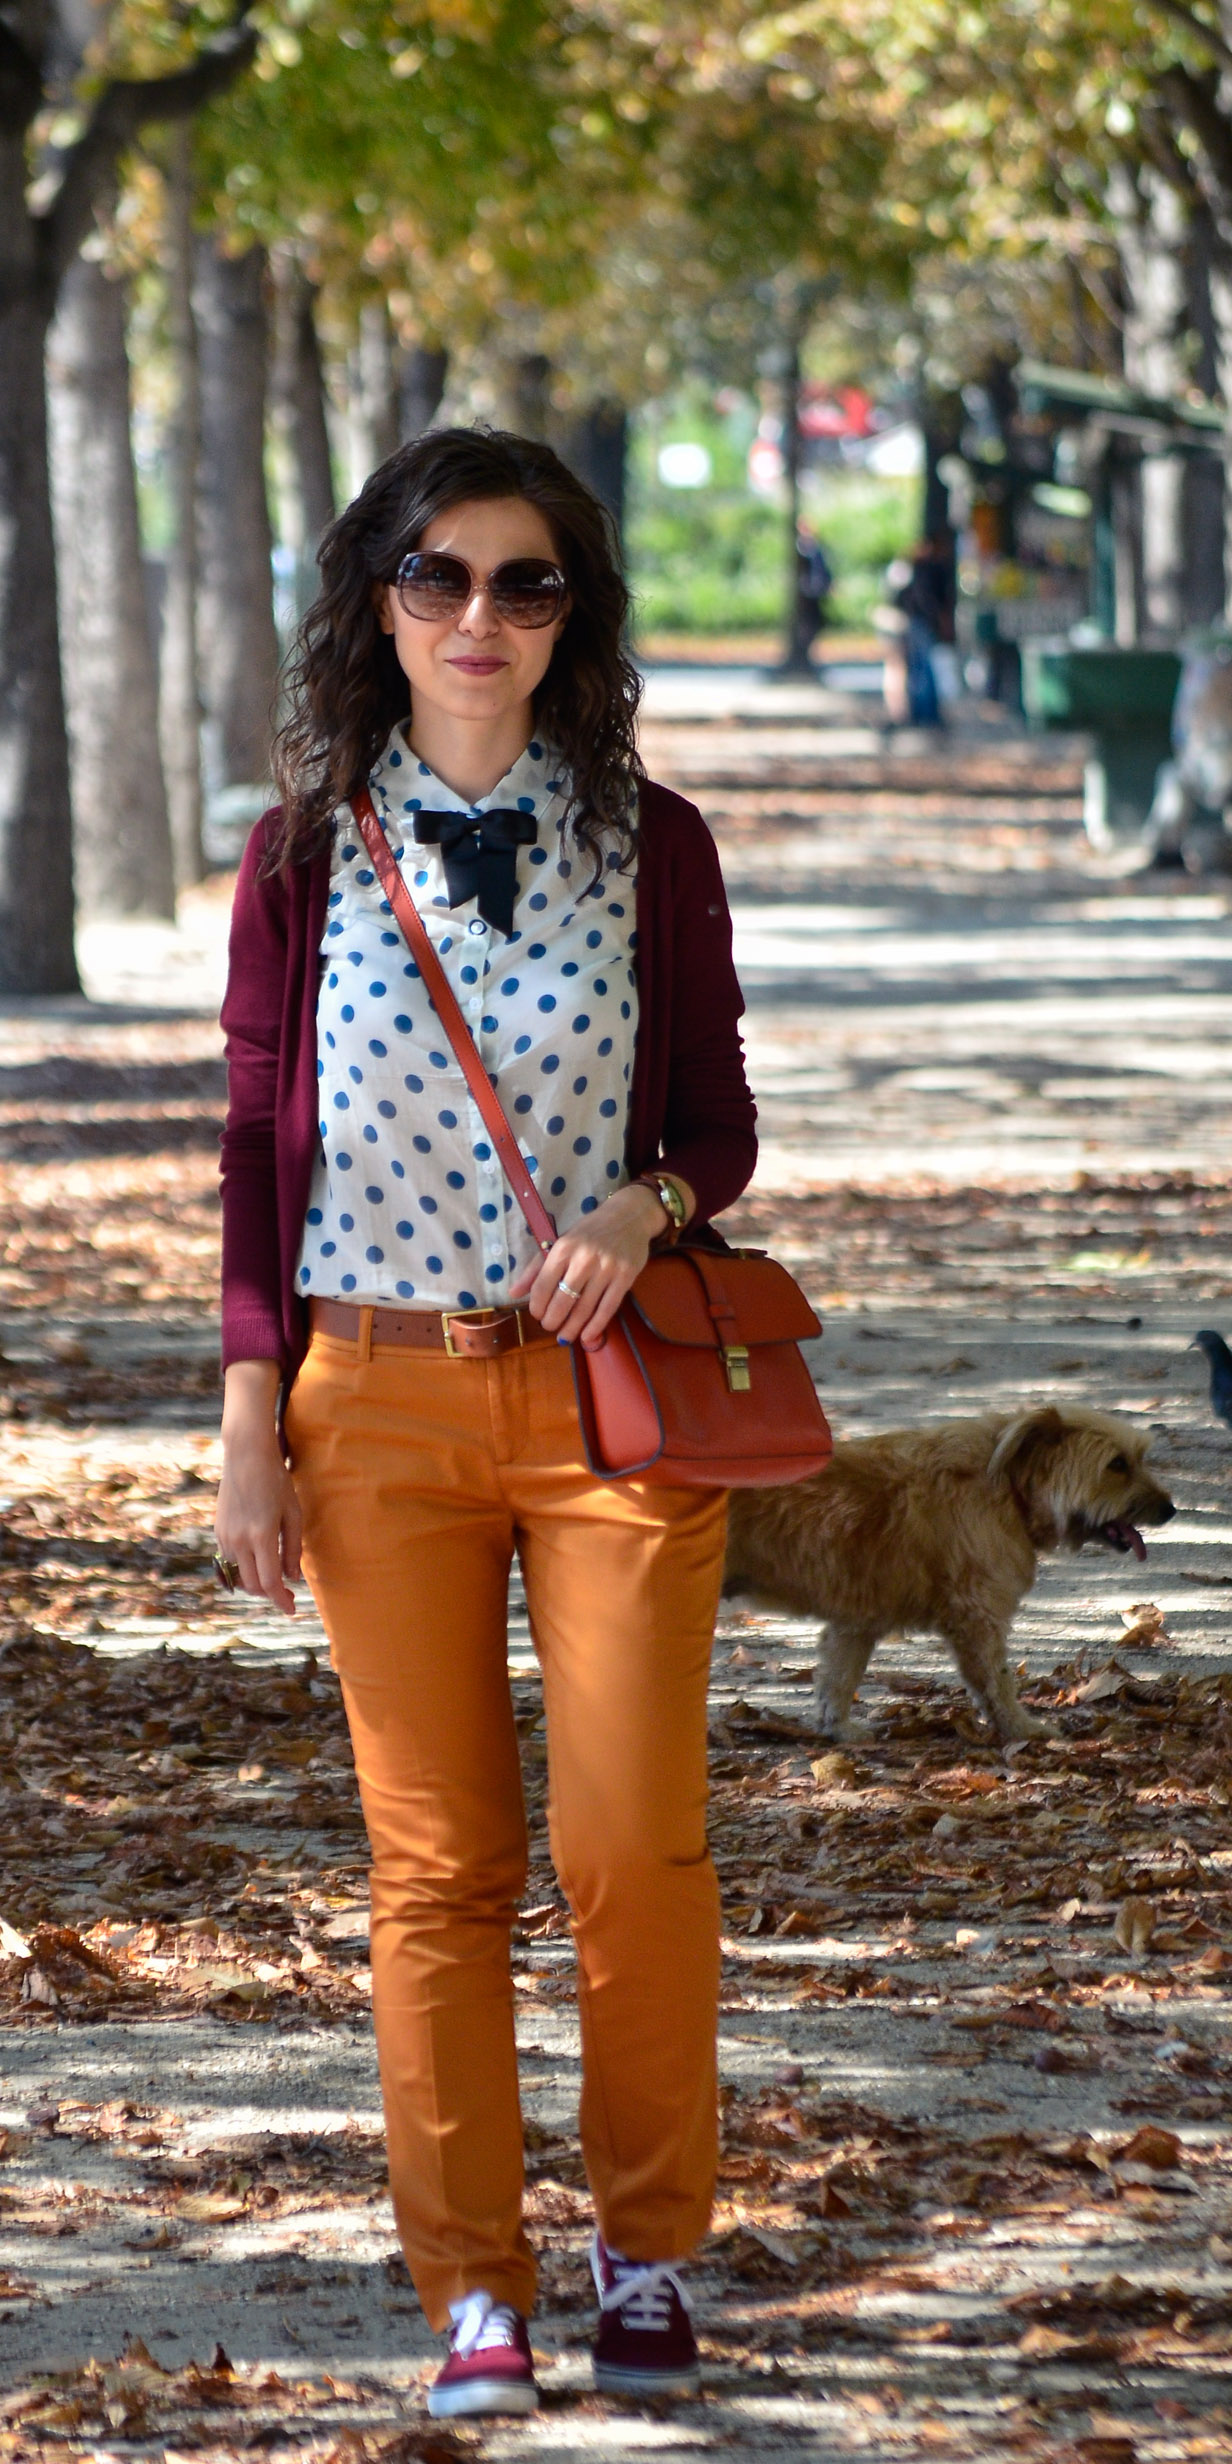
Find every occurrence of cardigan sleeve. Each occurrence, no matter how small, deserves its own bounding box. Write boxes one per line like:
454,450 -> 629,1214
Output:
219,817 -> 292,1368
655,798 -> 758,1223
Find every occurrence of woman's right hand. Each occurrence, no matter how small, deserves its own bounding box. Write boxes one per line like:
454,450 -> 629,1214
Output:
215,1360 -> 303,1616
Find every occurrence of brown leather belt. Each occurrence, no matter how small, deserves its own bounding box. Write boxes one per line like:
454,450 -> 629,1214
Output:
309,1296 -> 555,1359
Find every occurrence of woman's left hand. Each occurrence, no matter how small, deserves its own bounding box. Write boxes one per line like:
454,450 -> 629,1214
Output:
509,1179 -> 689,1348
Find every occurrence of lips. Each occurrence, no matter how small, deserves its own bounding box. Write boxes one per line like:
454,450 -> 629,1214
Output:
448,657 -> 507,674
1098,1519 -> 1148,1561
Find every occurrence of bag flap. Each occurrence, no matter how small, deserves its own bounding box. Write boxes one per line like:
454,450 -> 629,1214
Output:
627,1250 -> 821,1347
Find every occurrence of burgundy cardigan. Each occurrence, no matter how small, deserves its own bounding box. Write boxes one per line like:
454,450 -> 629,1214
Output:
219,778 -> 758,1376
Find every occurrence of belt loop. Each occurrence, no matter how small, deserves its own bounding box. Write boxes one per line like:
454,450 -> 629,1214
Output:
357,1305 -> 373,1366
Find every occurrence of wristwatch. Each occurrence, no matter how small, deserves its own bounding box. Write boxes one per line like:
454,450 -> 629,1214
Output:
636,1170 -> 689,1246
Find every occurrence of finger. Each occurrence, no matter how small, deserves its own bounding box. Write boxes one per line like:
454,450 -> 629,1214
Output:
572,1263 -> 638,1347
252,1528 -> 297,1616
282,1495 -> 304,1586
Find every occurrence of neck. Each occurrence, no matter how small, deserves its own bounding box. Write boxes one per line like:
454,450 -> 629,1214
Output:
404,704 -> 533,805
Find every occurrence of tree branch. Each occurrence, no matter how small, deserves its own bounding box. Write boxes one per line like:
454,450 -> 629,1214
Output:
1148,0 -> 1232,80
39,7 -> 259,294
1158,59 -> 1232,235
0,18 -> 43,135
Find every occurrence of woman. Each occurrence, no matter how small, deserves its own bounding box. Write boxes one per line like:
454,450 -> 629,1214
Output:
215,427 -> 756,2419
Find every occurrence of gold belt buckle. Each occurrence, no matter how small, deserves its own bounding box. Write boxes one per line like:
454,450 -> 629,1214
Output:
441,1306 -> 525,1358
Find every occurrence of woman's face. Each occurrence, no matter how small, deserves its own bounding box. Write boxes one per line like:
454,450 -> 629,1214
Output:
375,495 -> 568,731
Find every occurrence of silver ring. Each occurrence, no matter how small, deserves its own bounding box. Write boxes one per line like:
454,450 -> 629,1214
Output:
213,1552 -> 241,1593
558,1279 -> 582,1300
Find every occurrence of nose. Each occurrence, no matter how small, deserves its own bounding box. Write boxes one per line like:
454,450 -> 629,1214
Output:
457,582 -> 501,639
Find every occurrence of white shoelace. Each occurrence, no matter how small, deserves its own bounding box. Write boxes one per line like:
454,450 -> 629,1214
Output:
591,2232 -> 691,2330
448,2290 -> 521,2357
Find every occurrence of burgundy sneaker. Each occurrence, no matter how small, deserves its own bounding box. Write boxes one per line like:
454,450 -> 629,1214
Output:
590,2230 -> 700,2398
427,2291 -> 539,2418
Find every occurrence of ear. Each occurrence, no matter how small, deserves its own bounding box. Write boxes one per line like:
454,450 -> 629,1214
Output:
373,581 -> 396,637
988,1408 -> 1068,1484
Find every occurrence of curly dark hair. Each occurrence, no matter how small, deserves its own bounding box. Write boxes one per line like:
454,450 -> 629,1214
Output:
269,426 -> 643,872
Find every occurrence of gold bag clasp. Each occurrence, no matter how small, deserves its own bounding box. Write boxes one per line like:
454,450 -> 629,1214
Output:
722,1344 -> 751,1393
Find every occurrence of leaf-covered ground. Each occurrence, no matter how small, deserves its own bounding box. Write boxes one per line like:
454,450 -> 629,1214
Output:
1,711 -> 1231,2459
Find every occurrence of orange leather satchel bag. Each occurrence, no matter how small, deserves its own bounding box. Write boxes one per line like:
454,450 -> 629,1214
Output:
354,791 -> 832,1487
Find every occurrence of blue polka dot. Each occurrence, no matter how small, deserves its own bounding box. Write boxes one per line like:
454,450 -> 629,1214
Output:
340,1005 -> 354,1024
461,966 -> 478,985
594,978 -> 608,996
453,1230 -> 473,1249
369,1039 -> 388,1057
348,1065 -> 363,1084
341,1272 -> 357,1291
339,1212 -> 354,1232
419,1195 -> 438,1215
586,930 -> 602,948
403,961 -> 421,979
307,1206 -> 323,1225
529,844 -> 547,865
474,1141 -> 491,1162
413,1135 -> 431,1155
404,1073 -> 424,1093
316,1059 -> 324,1079
500,978 -> 519,995
620,1002 -> 631,1018
514,1094 -> 533,1115
369,981 -> 387,998
429,1050 -> 448,1069
572,1015 -> 591,1034
609,902 -> 625,918
538,994 -> 556,1013
550,1175 -> 566,1197
482,1015 -> 498,1033
547,1115 -> 564,1135
513,1034 -> 532,1056
598,1036 -> 613,1056
600,1097 -> 618,1117
525,1156 -> 538,1173
328,890 -> 343,907
365,1185 -> 384,1204
607,1160 -> 620,1178
378,1099 -> 397,1119
336,1151 -> 353,1170
529,739 -> 543,758
326,921 -> 343,938
298,1265 -> 310,1286
541,1054 -> 559,1074
362,1125 -> 378,1144
517,795 -> 535,812
581,1196 -> 599,1215
446,1169 -> 465,1189
426,1255 -> 443,1274
355,870 -> 374,886
457,1289 -> 477,1307
562,962 -> 579,979
418,760 -> 431,776
394,1016 -> 413,1034
415,870 -> 429,886
573,1076 -> 588,1095
321,1240 -> 337,1257
485,1263 -> 505,1282
396,1220 -> 414,1239
327,974 -> 339,991
391,1158 -> 405,1179
365,1244 -> 384,1264
396,1280 -> 415,1298
527,943 -> 546,959
438,1109 -> 458,1129
381,932 -> 399,948
390,748 -> 403,767
573,1136 -> 591,1155
529,892 -> 548,910
480,1202 -> 498,1222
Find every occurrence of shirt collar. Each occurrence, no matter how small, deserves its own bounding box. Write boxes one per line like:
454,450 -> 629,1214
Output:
368,725 -> 567,831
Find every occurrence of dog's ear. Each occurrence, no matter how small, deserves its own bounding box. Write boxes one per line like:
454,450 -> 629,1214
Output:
988,1409 -> 1068,1484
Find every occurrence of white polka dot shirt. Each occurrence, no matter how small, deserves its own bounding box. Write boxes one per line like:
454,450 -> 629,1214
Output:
294,730 -> 639,1311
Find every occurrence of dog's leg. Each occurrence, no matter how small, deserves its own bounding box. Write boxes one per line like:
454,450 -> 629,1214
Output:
815,1623 -> 879,1739
942,1616 -> 1047,1742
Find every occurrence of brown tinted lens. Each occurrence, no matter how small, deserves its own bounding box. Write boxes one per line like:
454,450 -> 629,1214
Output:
488,560 -> 566,627
395,553 -> 471,617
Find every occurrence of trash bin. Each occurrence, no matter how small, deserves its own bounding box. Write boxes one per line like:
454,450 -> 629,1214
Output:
1021,643 -> 1181,845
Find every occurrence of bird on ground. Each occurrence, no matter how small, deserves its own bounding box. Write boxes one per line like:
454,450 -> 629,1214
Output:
1191,1328 -> 1232,1428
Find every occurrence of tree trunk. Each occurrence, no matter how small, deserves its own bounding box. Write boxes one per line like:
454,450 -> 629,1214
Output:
562,400 -> 627,541
345,298 -> 399,491
1113,162 -> 1188,638
397,341 -> 448,442
780,323 -> 811,674
47,247 -> 176,919
193,237 -> 279,790
271,253 -> 336,549
1183,202 -> 1227,626
160,125 -> 204,888
0,140 -> 78,993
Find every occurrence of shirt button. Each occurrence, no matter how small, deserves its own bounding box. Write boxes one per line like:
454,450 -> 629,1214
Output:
468,918 -> 486,937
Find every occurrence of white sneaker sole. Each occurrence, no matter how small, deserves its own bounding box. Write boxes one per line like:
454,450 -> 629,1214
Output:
428,2375 -> 539,2418
593,2359 -> 701,2398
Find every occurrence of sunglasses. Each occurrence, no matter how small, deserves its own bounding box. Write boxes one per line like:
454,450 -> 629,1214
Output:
393,551 -> 568,629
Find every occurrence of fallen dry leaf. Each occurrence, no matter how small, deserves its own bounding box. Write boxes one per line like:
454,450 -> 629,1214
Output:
1114,1895 -> 1157,1954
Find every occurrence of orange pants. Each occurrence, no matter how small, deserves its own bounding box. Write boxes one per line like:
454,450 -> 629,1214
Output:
284,1322 -> 727,2328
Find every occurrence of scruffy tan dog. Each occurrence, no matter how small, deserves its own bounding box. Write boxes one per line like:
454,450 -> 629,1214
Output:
724,1407 -> 1175,1743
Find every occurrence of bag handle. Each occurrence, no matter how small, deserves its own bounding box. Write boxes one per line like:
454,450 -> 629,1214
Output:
352,788 -> 557,1257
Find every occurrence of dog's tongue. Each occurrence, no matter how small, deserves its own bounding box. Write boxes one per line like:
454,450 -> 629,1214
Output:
1108,1519 -> 1148,1561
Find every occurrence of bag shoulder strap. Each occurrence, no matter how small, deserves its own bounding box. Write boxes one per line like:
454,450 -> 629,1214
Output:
352,788 -> 557,1256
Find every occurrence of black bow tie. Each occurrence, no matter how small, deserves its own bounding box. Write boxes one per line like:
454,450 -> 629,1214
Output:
411,808 -> 538,938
